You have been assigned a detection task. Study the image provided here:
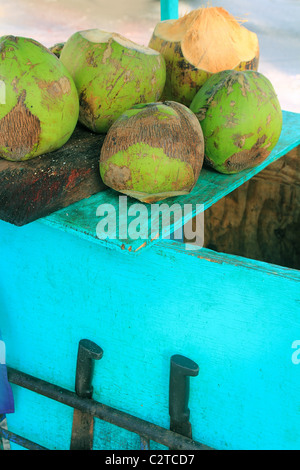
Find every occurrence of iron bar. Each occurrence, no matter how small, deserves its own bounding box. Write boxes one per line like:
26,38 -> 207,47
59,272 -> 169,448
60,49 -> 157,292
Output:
0,416 -> 11,450
140,435 -> 150,450
0,425 -> 48,450
7,367 -> 213,451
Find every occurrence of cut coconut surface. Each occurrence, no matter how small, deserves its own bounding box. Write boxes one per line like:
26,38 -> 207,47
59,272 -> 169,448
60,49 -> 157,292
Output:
155,7 -> 259,73
49,29 -> 159,57
80,29 -> 158,54
149,6 -> 259,106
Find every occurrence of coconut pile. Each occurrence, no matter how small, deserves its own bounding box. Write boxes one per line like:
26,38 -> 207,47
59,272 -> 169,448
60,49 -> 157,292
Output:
0,6 -> 282,203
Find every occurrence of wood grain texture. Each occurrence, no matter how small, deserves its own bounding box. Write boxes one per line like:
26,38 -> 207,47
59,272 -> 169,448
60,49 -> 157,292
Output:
0,124 -> 106,226
202,146 -> 300,269
41,110 -> 300,254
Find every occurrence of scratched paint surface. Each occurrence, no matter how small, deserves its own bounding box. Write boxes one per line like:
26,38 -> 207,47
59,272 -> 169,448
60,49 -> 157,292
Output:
41,110 -> 300,254
1,220 -> 300,449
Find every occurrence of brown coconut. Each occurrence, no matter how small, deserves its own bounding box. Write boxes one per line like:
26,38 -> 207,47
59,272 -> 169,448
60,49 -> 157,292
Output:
149,6 -> 260,106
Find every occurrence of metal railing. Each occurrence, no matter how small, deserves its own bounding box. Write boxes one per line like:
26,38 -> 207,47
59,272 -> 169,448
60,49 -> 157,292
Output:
0,339 -> 213,451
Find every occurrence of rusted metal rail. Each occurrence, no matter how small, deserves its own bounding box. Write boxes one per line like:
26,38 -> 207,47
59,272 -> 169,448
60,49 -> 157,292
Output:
2,341 -> 213,451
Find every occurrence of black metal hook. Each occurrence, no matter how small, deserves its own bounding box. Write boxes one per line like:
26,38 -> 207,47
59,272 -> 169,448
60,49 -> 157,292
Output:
70,339 -> 103,450
75,339 -> 103,398
169,354 -> 199,443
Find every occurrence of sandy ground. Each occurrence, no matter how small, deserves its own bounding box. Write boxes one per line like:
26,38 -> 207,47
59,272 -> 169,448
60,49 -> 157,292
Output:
0,0 -> 299,112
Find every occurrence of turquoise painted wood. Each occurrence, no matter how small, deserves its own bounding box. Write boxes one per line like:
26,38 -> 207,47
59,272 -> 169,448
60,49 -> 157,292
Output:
1,109 -> 300,450
161,0 -> 178,20
41,111 -> 300,254
1,216 -> 300,450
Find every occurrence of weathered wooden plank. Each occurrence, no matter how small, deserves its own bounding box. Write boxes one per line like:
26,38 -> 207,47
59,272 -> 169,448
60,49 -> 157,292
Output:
202,145 -> 300,270
41,110 -> 300,254
0,124 -> 106,226
1,220 -> 300,450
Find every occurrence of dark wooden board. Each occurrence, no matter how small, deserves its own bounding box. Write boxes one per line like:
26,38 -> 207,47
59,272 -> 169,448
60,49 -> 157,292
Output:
0,124 -> 106,226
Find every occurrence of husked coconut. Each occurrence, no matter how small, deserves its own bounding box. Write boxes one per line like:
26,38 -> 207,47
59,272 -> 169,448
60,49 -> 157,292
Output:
99,101 -> 204,202
60,29 -> 166,133
190,70 -> 282,174
0,35 -> 79,161
149,7 -> 259,106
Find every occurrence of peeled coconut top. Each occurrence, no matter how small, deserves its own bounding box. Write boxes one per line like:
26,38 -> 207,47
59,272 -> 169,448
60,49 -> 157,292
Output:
78,29 -> 160,55
154,7 -> 259,73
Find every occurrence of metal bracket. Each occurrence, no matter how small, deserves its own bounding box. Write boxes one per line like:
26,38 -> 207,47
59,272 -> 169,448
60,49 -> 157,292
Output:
169,354 -> 199,447
5,344 -> 211,450
70,339 -> 103,450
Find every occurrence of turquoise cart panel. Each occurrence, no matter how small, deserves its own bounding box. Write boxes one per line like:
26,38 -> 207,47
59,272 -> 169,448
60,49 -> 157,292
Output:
1,215 -> 300,450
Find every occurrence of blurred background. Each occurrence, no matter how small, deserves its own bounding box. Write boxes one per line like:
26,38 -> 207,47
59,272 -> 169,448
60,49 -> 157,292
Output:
0,0 -> 299,112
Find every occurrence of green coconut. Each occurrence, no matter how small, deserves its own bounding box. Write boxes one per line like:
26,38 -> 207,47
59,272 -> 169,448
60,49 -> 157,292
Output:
190,70 -> 282,174
0,35 -> 79,162
149,6 -> 259,106
49,42 -> 65,58
59,29 -> 166,134
99,101 -> 204,202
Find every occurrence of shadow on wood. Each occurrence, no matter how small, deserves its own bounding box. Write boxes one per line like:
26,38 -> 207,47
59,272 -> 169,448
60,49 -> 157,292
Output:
196,146 -> 300,270
0,124 -> 106,226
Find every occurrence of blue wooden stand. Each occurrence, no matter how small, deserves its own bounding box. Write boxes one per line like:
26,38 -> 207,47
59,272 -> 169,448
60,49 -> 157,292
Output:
161,0 -> 179,21
1,110 -> 300,450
